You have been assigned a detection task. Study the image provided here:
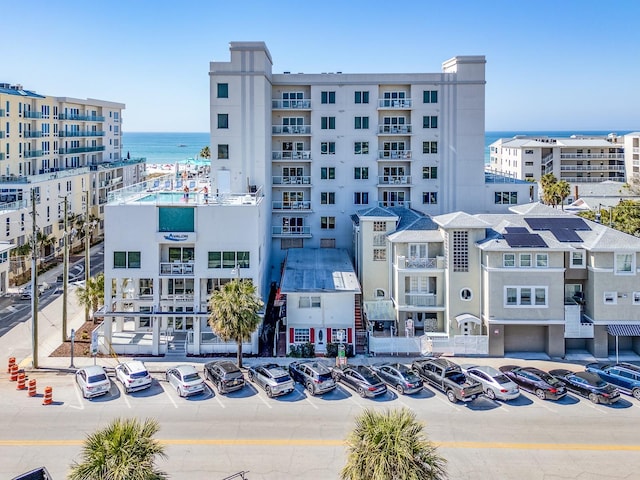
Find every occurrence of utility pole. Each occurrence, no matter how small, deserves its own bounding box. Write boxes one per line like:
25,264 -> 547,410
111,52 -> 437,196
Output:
30,188 -> 39,368
62,196 -> 69,342
84,190 -> 90,323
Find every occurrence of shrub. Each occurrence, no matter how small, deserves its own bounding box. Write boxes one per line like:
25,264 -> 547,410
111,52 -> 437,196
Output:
288,342 -> 315,358
325,342 -> 353,358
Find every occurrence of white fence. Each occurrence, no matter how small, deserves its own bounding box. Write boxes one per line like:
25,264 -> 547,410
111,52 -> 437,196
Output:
369,334 -> 488,356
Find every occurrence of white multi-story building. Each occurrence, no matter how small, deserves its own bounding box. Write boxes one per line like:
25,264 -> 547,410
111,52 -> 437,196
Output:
0,83 -> 145,280
623,132 -> 640,187
488,134 -> 626,184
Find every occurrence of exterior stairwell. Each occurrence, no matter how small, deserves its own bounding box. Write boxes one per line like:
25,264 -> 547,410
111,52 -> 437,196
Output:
166,332 -> 187,356
354,294 -> 367,354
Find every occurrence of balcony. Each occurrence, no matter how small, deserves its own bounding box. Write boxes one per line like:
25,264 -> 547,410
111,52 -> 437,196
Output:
396,255 -> 442,269
59,130 -> 105,137
272,175 -> 311,186
378,150 -> 412,160
23,111 -> 43,119
272,225 -> 312,237
272,99 -> 311,109
59,145 -> 105,154
404,293 -> 438,307
378,175 -> 411,186
58,113 -> 105,121
272,200 -> 311,211
272,125 -> 311,135
24,150 -> 44,158
160,262 -> 195,276
560,153 -> 624,160
377,99 -> 412,108
561,176 -> 624,183
378,200 -> 410,208
559,164 -> 625,172
378,125 -> 412,135
272,151 -> 311,161
23,131 -> 44,138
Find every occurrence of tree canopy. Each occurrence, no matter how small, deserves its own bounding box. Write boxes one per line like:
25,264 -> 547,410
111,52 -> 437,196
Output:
578,200 -> 640,237
539,174 -> 571,209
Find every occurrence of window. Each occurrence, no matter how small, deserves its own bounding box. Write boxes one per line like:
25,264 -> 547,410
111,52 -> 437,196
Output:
373,221 -> 386,232
495,192 -> 518,204
354,116 -> 369,129
603,292 -> 617,304
633,292 -> 640,305
503,253 -> 515,267
422,167 -> 437,179
298,296 -> 321,309
460,288 -> 472,300
321,142 -> 335,155
321,192 -> 335,205
615,253 -> 634,274
505,286 -> 548,307
423,141 -> 438,154
354,167 -> 368,179
524,149 -> 534,154
373,248 -> 386,261
453,231 -> 468,272
423,90 -> 438,103
423,116 -> 438,128
320,238 -> 336,248
519,253 -> 532,267
114,251 -> 140,268
354,91 -> 369,104
217,114 -> 228,129
571,250 -> 585,268
422,192 -> 438,204
320,167 -> 335,180
354,192 -> 369,205
354,142 -> 369,155
321,91 -> 335,104
321,116 -> 335,129
321,216 -> 335,229
536,253 -> 548,268
217,144 -> 229,159
217,83 -> 229,98
208,251 -> 250,268
128,251 -> 141,268
293,328 -> 310,343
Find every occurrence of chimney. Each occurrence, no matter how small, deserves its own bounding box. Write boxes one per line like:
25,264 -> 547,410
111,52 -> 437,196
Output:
574,185 -> 579,200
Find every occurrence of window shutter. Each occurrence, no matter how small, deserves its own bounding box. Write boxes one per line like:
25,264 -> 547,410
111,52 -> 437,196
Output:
289,328 -> 294,343
327,328 -> 332,343
347,328 -> 353,344
310,328 -> 315,343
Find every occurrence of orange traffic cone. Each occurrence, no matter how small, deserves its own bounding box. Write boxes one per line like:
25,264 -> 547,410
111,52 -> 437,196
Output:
7,356 -> 16,373
16,371 -> 26,390
42,386 -> 53,405
28,379 -> 37,397
9,364 -> 19,381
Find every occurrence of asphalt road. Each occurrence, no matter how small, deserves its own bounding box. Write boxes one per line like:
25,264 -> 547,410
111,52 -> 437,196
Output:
0,247 -> 104,336
1,366 -> 640,480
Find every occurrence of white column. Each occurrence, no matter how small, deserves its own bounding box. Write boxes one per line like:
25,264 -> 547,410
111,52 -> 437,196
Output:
152,314 -> 160,355
194,316 -> 201,355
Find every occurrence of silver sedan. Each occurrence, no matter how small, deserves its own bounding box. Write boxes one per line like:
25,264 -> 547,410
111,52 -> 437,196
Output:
462,364 -> 520,401
247,363 -> 295,398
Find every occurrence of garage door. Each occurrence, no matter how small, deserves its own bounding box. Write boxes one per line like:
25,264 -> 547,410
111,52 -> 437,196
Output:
504,325 -> 546,352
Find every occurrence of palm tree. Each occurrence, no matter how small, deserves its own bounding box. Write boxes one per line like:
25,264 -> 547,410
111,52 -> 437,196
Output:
208,279 -> 263,368
199,146 -> 211,160
10,242 -> 31,274
36,231 -> 55,260
68,417 -> 167,480
76,273 -> 104,321
342,408 -> 447,480
554,180 -> 571,210
540,173 -> 558,206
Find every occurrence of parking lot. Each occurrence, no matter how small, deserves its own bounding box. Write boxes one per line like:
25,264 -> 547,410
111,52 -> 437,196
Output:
3,359 -> 640,480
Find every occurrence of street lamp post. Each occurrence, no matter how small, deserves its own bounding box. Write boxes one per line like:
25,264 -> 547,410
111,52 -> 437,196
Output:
30,188 -> 39,368
69,328 -> 76,369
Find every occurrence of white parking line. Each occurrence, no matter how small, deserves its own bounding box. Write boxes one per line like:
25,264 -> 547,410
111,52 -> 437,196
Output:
434,395 -> 461,412
71,383 -> 84,410
302,392 -> 319,410
213,393 -> 226,408
256,390 -> 273,409
159,382 -> 178,409
119,385 -> 131,409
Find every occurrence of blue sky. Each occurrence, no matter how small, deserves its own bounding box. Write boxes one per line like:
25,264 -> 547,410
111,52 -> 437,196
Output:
3,0 -> 639,132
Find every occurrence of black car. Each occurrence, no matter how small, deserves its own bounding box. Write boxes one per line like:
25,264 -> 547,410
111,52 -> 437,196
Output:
549,369 -> 620,404
499,365 -> 567,400
331,365 -> 387,398
288,361 -> 336,395
370,362 -> 423,395
204,360 -> 245,394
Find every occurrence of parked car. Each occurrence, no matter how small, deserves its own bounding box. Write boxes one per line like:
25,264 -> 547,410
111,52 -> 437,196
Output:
76,365 -> 111,399
585,362 -> 640,400
165,365 -> 206,397
288,360 -> 336,395
115,360 -> 152,393
204,360 -> 245,394
19,283 -> 48,300
412,357 -> 483,403
461,364 -> 520,401
499,365 -> 566,400
370,362 -> 423,395
331,365 -> 387,398
247,363 -> 295,398
549,368 -> 620,404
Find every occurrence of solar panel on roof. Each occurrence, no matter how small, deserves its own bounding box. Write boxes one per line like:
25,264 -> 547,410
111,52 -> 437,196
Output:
503,233 -> 548,248
525,217 -> 590,231
551,228 -> 583,242
505,227 -> 529,233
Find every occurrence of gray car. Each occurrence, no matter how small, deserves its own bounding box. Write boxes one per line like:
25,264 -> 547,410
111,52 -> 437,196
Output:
370,362 -> 424,395
165,365 -> 206,397
76,365 -> 111,399
247,363 -> 295,398
462,364 -> 520,401
288,360 -> 336,395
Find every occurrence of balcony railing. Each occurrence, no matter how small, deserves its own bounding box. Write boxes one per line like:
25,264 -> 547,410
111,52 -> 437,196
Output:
23,131 -> 43,138
59,130 -> 105,137
378,99 -> 412,108
272,151 -> 311,160
58,113 -> 105,121
378,175 -> 411,185
560,153 -> 624,160
378,125 -> 412,134
160,262 -> 195,276
24,150 -> 44,158
59,145 -> 105,154
559,164 -> 625,172
272,99 -> 311,109
404,293 -> 437,307
272,200 -> 311,210
396,255 -> 439,269
272,125 -> 311,135
272,175 -> 311,185
23,111 -> 43,119
378,150 -> 412,160
560,176 -> 624,183
378,200 -> 410,208
272,225 -> 311,236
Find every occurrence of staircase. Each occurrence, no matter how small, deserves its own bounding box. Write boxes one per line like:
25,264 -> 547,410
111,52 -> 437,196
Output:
166,332 -> 187,356
354,294 -> 367,354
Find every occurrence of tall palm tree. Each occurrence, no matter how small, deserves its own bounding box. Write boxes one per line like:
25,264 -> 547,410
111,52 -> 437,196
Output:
76,273 -> 104,321
68,417 -> 167,480
342,408 -> 447,480
554,180 -> 571,210
208,279 -> 263,368
199,146 -> 211,160
36,231 -> 55,260
540,173 -> 558,206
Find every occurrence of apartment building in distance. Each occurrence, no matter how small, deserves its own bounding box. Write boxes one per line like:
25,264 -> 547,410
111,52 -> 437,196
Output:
623,132 -> 640,187
0,83 -> 145,279
488,134 -> 626,184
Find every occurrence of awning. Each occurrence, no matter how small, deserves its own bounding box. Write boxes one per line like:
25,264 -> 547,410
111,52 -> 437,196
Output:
363,300 -> 395,322
607,324 -> 640,336
455,313 -> 481,327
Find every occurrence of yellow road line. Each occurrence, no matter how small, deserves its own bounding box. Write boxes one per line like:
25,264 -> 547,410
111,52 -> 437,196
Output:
1,439 -> 640,451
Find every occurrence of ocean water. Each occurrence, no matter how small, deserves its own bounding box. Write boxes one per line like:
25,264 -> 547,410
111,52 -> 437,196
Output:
122,131 -> 631,165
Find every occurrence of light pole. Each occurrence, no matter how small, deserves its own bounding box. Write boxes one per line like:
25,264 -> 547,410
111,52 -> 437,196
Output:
30,188 -> 39,368
83,190 -> 97,323
61,196 -> 69,342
